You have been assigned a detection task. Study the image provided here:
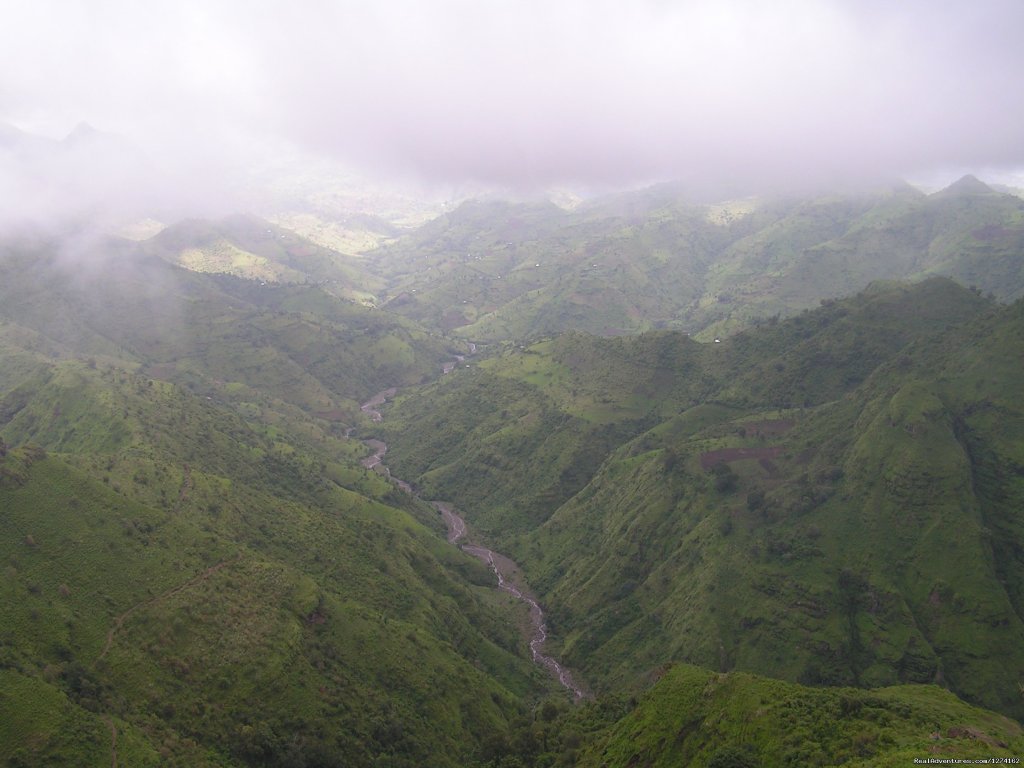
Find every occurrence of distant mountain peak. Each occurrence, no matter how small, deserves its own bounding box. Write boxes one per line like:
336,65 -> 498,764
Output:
0,123 -> 24,150
935,174 -> 995,197
62,121 -> 101,145
889,179 -> 926,198
0,121 -> 26,140
0,121 -> 55,151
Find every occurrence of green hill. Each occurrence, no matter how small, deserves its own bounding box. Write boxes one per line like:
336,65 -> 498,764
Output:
146,214 -> 382,304
0,234 -> 456,424
0,235 -> 552,766
133,179 -> 1024,348
3,198 -> 1024,765
368,193 -> 723,339
577,664 -> 1024,767
381,278 -> 990,533
534,293 -> 1024,719
366,180 -> 1024,342
0,439 -> 538,765
381,279 -> 1024,720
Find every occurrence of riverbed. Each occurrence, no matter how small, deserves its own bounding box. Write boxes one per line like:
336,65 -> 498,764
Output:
359,387 -> 586,700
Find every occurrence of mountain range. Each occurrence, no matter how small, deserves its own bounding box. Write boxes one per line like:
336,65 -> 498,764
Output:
1,175 -> 1023,766
367,178 -> 1024,342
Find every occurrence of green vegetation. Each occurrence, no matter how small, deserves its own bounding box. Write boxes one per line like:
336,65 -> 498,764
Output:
0,238 -> 552,765
366,178 -> 1024,343
0,442 -> 540,765
578,664 -> 1024,767
146,214 -> 385,304
384,279 -> 1024,722
0,237 -> 455,419
3,178 -> 1024,765
383,278 -> 990,531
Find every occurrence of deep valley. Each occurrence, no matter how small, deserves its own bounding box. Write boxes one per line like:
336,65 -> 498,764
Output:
2,175 -> 1024,767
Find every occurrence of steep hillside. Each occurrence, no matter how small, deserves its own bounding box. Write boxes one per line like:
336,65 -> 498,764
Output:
0,235 -> 455,424
382,279 -> 990,534
0,236 -> 551,766
577,664 -> 1024,767
367,180 -> 1024,342
698,176 -> 1024,339
0,438 -> 537,766
3,202 -> 1022,763
146,214 -> 382,304
523,294 -> 1024,719
382,280 -> 1024,720
369,193 -> 725,338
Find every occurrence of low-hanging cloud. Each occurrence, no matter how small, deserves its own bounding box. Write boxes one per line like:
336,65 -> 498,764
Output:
2,0 -> 1023,202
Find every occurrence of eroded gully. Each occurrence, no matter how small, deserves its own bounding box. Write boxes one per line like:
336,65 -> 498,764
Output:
358,381 -> 586,700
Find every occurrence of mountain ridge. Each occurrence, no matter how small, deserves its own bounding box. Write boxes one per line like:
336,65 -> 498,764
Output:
380,279 -> 1024,719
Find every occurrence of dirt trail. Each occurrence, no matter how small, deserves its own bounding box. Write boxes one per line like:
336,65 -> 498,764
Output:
102,716 -> 118,768
171,464 -> 192,513
94,557 -> 238,667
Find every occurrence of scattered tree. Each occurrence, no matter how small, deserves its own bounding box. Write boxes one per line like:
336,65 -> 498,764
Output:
710,462 -> 738,493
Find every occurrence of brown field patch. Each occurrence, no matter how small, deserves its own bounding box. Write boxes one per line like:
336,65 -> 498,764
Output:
313,409 -> 347,422
742,418 -> 794,437
144,363 -> 177,380
700,446 -> 783,470
972,224 -> 1021,242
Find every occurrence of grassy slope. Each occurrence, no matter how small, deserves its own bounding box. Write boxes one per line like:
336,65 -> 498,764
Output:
0,443 -> 539,766
0,358 -> 552,765
0,239 -> 455,425
369,194 -> 723,340
367,180 -> 1024,343
0,238 -> 550,765
383,279 -> 989,532
383,279 -> 1024,720
146,214 -> 383,303
578,664 -> 1024,767
2,205 -> 1022,762
379,330 -> 715,536
526,292 -> 1024,719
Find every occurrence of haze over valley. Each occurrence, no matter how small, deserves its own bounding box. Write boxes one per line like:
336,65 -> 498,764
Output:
2,2 -> 1024,766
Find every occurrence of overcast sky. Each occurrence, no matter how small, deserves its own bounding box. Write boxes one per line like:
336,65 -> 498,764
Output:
2,0 -> 1023,199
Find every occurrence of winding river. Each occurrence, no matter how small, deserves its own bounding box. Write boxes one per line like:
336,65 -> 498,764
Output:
358,385 -> 586,700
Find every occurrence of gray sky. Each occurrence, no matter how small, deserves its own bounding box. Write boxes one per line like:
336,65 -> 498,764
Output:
2,0 -> 1023,203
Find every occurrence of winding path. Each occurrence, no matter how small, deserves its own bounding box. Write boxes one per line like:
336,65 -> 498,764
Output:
102,715 -> 118,768
359,383 -> 587,700
94,557 -> 238,667
171,464 -> 192,513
